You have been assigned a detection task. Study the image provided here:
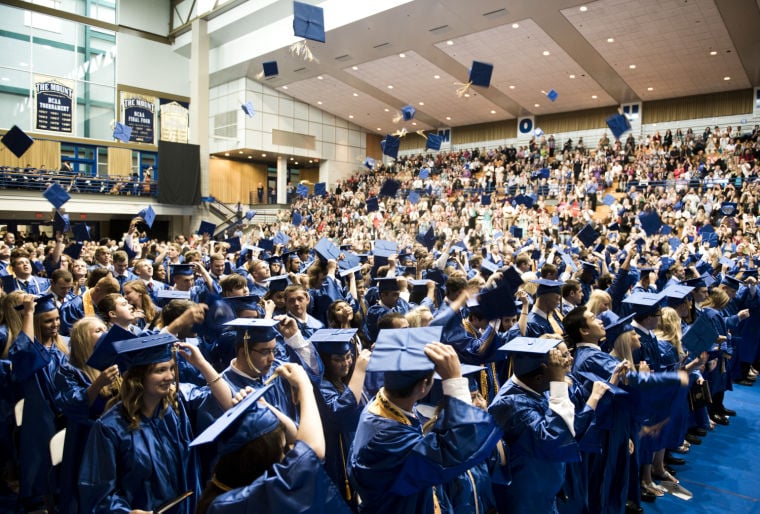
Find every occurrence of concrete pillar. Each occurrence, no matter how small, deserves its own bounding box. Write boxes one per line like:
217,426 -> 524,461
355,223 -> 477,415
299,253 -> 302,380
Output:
189,18 -> 210,198
277,155 -> 288,204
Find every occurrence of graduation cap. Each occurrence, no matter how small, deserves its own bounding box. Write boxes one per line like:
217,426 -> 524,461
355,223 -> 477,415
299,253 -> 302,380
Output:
313,182 -> 327,196
560,252 -> 578,272
661,284 -> 694,307
424,268 -> 447,286
112,122 -> 132,143
53,211 -> 70,234
481,194 -> 491,206
500,266 -> 524,291
682,273 -> 714,289
468,283 -> 518,319
63,242 -> 83,260
113,332 -> 178,372
544,88 -> 558,102
245,210 -> 257,221
368,326 -> 443,389
363,157 -> 376,169
702,231 -> 719,248
339,265 -> 363,279
682,315 -> 719,356
720,274 -> 743,290
605,113 -> 631,139
418,168 -> 431,180
510,226 -> 523,239
189,383 -> 279,454
265,274 -> 290,292
310,328 -> 357,355
469,61 -> 493,88
170,263 -> 195,277
1,125 -> 34,158
224,318 -> 280,344
136,205 -> 156,229
603,313 -> 635,346
576,223 -> 600,248
375,277 -> 400,293
531,278 -> 563,296
86,325 -> 136,371
366,197 -> 379,213
416,226 -> 436,250
498,337 -> 562,376
262,61 -> 279,78
197,220 -> 216,236
400,104 -> 416,122
273,231 -> 291,247
720,202 -> 737,216
241,101 -> 255,118
638,211 -> 662,236
480,259 -> 500,277
314,237 -> 341,263
408,191 -> 420,205
221,295 -> 262,316
602,194 -> 616,207
381,134 -> 400,159
72,223 -> 91,242
292,0 -> 325,43
623,292 -> 663,317
224,236 -> 242,254
43,183 -> 71,209
514,194 -> 534,208
379,179 -> 401,198
292,210 -> 303,226
258,238 -> 274,252
296,183 -> 309,197
426,133 -> 442,151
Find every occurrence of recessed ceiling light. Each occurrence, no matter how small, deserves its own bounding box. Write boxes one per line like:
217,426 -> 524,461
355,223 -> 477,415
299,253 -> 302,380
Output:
317,75 -> 323,80
224,152 -> 230,156
317,101 -> 323,104
464,93 -> 470,98
352,66 -> 359,70
629,64 -> 636,69
724,76 -> 731,80
512,23 -> 519,28
384,108 -> 390,112
282,85 -> 288,89
607,37 -> 614,43
309,160 -> 313,163
647,87 -> 654,91
446,40 -> 453,45
543,50 -> 550,56
290,157 -> 294,160
399,53 -> 406,58
247,156 -> 252,159
591,95 -> 597,99
534,103 -> 540,107
238,150 -> 243,154
569,74 -> 576,79
490,110 -> 497,114
0,77 -> 8,82
377,128 -> 382,131
509,85 -> 515,89
709,51 -> 717,56
348,115 -> 354,119
411,122 -> 417,126
433,75 -> 440,79
418,102 -> 424,106
294,162 -> 298,165
580,5 -> 587,11
445,116 -> 451,120
261,153 -> 266,157
353,93 -> 358,97
387,85 -> 393,89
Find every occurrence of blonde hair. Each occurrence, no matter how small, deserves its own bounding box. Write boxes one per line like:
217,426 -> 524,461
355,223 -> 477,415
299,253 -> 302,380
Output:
123,280 -> 161,328
703,289 -> 729,310
520,272 -> 538,297
610,330 -> 636,365
655,307 -> 683,357
405,306 -> 433,328
34,309 -> 68,356
586,290 -> 612,316
0,292 -> 25,358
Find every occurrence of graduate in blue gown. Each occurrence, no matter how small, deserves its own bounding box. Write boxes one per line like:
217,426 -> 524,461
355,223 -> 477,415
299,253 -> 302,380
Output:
489,336 -> 609,514
349,326 -> 502,514
194,364 -> 352,514
77,332 -> 233,514
8,293 -> 69,512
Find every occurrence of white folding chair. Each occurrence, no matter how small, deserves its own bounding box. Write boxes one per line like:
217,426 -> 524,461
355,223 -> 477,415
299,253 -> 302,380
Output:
49,429 -> 66,466
14,399 -> 23,427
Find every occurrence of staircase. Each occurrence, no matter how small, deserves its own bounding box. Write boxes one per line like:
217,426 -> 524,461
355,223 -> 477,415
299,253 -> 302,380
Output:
205,199 -> 283,238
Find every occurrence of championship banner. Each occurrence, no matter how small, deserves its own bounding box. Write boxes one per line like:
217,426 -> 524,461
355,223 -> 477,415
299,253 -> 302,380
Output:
159,100 -> 189,143
34,74 -> 75,134
120,91 -> 158,144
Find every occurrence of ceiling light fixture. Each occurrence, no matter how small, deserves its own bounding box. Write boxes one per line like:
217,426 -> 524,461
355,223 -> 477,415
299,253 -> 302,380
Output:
607,37 -> 614,43
509,85 -> 515,89
569,74 -> 576,79
724,76 -> 730,80
317,101 -> 323,104
282,85 -> 288,89
352,66 -> 359,70
349,115 -> 354,118
490,110 -> 496,114
224,152 -> 229,156
445,116 -> 451,120
317,75 -> 323,79
434,75 -> 440,79
647,87 -> 653,91
399,53 -> 406,58
512,23 -> 519,28
591,95 -> 597,99
446,40 -> 453,45
629,64 -> 636,69
419,102 -> 424,106
353,93 -> 358,97
543,50 -> 550,56
709,51 -> 717,56
387,85 -> 394,89
580,5 -> 587,11
534,103 -> 540,107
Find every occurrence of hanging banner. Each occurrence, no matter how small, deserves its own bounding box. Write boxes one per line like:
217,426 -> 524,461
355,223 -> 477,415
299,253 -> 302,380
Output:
120,91 -> 158,144
159,99 -> 189,143
34,74 -> 75,134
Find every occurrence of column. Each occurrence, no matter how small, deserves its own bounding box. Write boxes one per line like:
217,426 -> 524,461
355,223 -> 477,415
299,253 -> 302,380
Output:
277,155 -> 288,204
189,18 -> 209,198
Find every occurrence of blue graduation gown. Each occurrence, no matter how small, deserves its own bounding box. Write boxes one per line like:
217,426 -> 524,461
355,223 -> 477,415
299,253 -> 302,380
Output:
78,400 -> 200,514
349,395 -> 502,514
207,441 -> 353,514
364,299 -> 411,342
8,332 -> 68,502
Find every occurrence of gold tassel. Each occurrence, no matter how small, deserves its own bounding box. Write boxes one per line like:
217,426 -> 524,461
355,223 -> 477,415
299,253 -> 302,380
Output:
392,112 -> 403,124
455,81 -> 472,98
416,130 -> 428,140
289,41 -> 319,63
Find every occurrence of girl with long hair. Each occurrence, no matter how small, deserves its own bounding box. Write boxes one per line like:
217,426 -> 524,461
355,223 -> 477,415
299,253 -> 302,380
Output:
123,279 -> 162,330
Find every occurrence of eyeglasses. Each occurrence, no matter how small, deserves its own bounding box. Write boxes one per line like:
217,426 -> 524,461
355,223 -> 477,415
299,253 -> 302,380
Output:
249,347 -> 277,357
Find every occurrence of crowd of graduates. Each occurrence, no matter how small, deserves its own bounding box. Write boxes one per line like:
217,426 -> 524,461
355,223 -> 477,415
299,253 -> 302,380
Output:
0,121 -> 759,514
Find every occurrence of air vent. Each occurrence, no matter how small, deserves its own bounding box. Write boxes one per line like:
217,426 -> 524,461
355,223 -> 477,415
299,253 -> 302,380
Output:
482,8 -> 507,17
373,42 -> 390,49
334,54 -> 351,61
293,67 -> 306,72
429,24 -> 449,33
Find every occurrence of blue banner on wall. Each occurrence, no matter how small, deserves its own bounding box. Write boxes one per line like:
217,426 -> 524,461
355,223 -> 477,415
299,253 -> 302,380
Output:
120,91 -> 157,144
34,75 -> 75,134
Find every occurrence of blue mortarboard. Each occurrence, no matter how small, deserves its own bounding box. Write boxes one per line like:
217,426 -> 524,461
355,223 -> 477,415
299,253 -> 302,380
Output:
198,220 -> 216,236
241,101 -> 255,118
561,252 -> 578,272
480,259 -> 500,277
720,202 -> 737,216
339,265 -> 363,279
603,313 -> 635,346
469,61 -> 493,88
623,292 -> 663,317
468,283 -> 517,319
667,237 -> 681,253
114,332 -> 178,372
702,231 -> 719,248
315,237 -> 340,262
376,277 -> 400,293
662,284 -> 694,307
1,125 -> 34,158
426,133 -> 442,151
546,89 -> 558,102
314,182 -> 327,196
86,325 -> 135,371
221,295 -> 262,315
273,231 -> 291,246
660,224 -> 673,236
63,242 -> 83,260
258,238 -> 274,252
262,61 -> 279,78
224,236 -> 241,253
401,104 -> 416,121
135,205 -> 156,229
296,183 -> 309,197
424,268 -> 447,286
224,318 -> 280,344
364,157 -> 376,169
171,263 -> 195,277
638,211 -> 662,236
366,197 -> 379,213
14,293 -> 57,316
408,191 -> 420,205
381,134 -> 400,159
720,275 -> 743,290
499,337 -> 561,376
379,179 -> 401,197
369,326 -> 443,389
739,268 -> 758,279
293,0 -> 325,42
72,223 -> 91,242
602,194 -> 616,206
416,226 -> 436,250
581,261 -> 597,273
112,122 -> 132,143
311,328 -> 357,355
292,210 -> 303,226
189,383 -> 279,454
576,223 -> 600,247
419,168 -> 430,180
481,194 -> 491,206
682,315 -> 719,356
510,226 -> 523,239
245,210 -> 256,221
53,211 -> 70,234
683,273 -> 714,289
265,274 -> 290,292
605,113 -> 631,139
500,266 -> 524,291
514,194 -> 534,208
43,183 -> 71,209
531,278 -> 563,296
